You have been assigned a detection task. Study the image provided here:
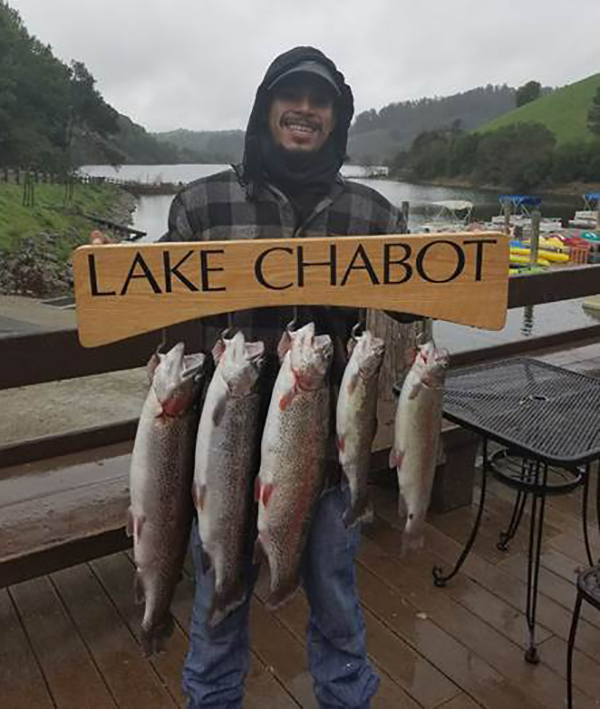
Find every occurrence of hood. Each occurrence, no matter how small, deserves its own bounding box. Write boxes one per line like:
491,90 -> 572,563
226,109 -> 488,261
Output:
241,46 -> 354,194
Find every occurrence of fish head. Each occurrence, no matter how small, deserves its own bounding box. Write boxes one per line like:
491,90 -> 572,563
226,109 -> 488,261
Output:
416,340 -> 450,388
352,330 -> 385,380
216,331 -> 265,396
152,342 -> 206,416
289,323 -> 333,386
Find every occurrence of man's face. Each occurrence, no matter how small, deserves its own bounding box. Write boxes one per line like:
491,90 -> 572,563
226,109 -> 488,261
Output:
268,74 -> 337,154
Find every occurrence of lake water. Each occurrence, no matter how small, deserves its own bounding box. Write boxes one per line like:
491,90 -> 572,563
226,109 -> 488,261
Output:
81,164 -> 598,354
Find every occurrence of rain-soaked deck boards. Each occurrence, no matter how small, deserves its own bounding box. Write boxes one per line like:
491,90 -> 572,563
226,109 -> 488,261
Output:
2,470 -> 600,709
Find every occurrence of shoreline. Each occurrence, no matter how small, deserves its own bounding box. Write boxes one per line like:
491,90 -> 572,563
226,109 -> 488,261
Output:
389,173 -> 600,198
0,187 -> 136,299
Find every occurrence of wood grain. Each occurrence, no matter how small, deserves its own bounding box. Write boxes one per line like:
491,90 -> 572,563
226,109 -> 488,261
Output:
73,232 -> 509,346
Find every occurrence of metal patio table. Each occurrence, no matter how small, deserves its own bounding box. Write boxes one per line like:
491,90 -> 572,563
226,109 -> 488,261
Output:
431,357 -> 600,663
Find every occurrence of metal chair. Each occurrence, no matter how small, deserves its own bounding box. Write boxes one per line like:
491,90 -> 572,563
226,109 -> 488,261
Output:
567,565 -> 600,708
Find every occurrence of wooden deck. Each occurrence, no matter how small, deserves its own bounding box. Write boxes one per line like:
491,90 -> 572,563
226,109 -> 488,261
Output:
2,469 -> 599,709
2,342 -> 600,709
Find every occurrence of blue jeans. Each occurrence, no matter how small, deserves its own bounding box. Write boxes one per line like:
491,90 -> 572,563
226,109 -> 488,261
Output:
183,485 -> 378,709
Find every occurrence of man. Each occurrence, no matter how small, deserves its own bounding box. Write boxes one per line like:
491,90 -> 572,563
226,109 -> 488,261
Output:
165,46 -> 412,709
95,46 -> 411,708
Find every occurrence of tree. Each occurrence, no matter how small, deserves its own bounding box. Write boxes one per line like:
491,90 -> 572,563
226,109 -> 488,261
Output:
65,61 -> 120,164
516,81 -> 541,108
587,87 -> 600,136
475,122 -> 555,190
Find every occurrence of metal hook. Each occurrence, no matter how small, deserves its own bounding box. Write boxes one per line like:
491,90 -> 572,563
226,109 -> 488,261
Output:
156,327 -> 168,354
351,308 -> 367,341
220,312 -> 237,341
286,305 -> 300,334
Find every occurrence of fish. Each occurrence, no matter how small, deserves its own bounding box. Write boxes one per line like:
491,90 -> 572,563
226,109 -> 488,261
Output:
336,329 -> 385,527
128,342 -> 206,656
193,331 -> 265,627
254,322 -> 333,609
389,339 -> 449,553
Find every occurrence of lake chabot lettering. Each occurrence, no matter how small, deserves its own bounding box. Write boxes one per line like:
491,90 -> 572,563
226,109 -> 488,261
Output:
87,238 -> 498,296
73,233 -> 509,347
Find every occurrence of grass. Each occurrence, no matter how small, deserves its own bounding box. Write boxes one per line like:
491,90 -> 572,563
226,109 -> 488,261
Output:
477,72 -> 600,145
0,181 -> 127,251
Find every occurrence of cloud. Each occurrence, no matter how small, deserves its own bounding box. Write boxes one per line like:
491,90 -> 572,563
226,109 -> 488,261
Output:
9,0 -> 600,131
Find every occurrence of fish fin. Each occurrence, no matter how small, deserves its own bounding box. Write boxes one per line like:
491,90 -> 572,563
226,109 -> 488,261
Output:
336,434 -> 345,454
140,613 -> 175,657
277,330 -> 293,362
127,513 -> 145,541
261,483 -> 274,507
397,491 -> 408,523
147,352 -> 161,383
212,393 -> 228,426
192,482 -> 206,512
343,497 -> 374,528
212,337 -> 226,364
409,382 -> 422,400
347,372 -> 360,395
252,536 -> 266,566
208,576 -> 248,628
279,387 -> 296,411
254,477 -> 261,503
401,519 -> 426,556
266,572 -> 301,611
389,448 -> 404,470
133,571 -> 145,605
245,340 -> 265,361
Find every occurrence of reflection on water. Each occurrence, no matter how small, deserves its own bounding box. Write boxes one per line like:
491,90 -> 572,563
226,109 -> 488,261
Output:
80,164 -> 594,354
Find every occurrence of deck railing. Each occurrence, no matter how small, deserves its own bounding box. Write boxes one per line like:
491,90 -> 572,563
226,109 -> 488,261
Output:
1,264 -> 599,468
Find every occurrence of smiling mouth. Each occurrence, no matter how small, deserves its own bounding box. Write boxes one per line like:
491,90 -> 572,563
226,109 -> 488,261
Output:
281,115 -> 321,134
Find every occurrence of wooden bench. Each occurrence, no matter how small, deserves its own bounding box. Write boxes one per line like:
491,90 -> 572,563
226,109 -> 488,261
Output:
0,442 -> 132,588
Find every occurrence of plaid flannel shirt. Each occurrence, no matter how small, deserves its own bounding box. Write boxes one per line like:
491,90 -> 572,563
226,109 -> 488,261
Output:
160,166 -> 408,382
162,167 -> 406,242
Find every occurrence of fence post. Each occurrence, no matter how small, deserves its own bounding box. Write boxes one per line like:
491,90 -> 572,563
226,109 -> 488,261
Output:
401,201 -> 410,229
529,210 -> 541,266
503,200 -> 511,235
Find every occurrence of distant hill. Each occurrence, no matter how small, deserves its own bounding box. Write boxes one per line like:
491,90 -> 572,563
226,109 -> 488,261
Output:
72,114 -> 206,165
347,85 -> 517,163
153,129 -> 245,164
478,73 -> 600,145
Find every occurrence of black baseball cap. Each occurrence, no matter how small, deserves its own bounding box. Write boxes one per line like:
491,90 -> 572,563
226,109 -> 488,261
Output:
267,60 -> 341,95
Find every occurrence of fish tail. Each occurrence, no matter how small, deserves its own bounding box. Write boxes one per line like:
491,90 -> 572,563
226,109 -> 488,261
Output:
208,577 -> 249,628
265,573 -> 301,611
401,518 -> 426,556
140,612 -> 175,657
343,496 -> 374,528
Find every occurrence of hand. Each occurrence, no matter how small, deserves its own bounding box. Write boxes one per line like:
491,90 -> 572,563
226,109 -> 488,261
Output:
89,229 -> 114,245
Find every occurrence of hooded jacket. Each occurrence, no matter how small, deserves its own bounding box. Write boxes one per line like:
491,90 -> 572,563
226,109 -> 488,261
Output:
241,45 -> 354,199
162,47 -> 407,383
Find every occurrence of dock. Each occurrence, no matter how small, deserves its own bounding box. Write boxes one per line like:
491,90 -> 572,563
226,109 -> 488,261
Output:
2,342 -> 600,709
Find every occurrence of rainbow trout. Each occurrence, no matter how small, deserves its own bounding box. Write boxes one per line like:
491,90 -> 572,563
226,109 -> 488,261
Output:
193,331 -> 265,627
390,340 -> 449,553
128,342 -> 206,656
254,323 -> 333,609
336,329 -> 385,527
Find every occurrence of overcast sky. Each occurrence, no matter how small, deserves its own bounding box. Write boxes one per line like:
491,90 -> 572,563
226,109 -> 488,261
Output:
9,0 -> 600,133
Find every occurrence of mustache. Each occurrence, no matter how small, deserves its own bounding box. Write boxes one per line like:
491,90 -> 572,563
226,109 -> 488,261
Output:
280,112 -> 322,131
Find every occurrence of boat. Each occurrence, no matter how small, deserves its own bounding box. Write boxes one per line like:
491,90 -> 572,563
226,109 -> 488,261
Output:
568,192 -> 600,229
488,195 -> 563,235
420,200 -> 474,233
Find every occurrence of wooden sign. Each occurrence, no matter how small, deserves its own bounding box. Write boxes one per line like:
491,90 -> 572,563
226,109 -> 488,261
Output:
73,232 -> 509,347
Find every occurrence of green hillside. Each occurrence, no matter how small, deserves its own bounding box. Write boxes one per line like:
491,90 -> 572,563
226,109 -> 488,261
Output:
479,73 -> 600,145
